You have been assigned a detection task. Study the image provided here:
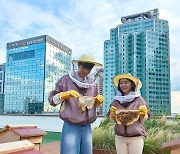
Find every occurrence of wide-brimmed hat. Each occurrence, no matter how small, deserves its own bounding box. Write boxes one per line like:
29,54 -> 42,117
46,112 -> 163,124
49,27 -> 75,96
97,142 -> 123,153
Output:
72,54 -> 102,66
113,73 -> 142,90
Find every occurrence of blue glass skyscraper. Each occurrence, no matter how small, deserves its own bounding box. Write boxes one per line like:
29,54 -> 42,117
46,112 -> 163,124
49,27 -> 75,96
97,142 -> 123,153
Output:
0,63 -> 5,114
4,35 -> 71,114
104,9 -> 171,115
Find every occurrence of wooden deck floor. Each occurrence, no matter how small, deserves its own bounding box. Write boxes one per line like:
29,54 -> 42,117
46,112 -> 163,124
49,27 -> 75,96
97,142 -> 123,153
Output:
40,141 -> 60,154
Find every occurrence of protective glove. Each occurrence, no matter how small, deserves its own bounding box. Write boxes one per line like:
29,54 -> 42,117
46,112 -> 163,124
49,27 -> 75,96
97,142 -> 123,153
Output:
138,105 -> 148,118
110,106 -> 117,121
95,95 -> 104,107
58,90 -> 80,100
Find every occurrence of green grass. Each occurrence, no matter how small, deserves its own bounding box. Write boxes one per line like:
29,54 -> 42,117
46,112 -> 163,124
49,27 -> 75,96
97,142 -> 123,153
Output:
42,131 -> 61,144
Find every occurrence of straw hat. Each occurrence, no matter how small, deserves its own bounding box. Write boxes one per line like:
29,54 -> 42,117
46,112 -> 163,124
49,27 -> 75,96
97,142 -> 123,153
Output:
72,54 -> 102,66
113,73 -> 142,90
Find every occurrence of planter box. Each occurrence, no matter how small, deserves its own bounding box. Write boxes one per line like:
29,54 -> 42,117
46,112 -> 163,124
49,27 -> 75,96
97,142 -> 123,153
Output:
162,139 -> 180,154
93,148 -> 116,154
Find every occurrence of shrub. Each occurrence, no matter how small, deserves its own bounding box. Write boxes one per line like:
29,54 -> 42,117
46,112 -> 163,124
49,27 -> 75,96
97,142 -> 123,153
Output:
93,118 -> 115,150
93,116 -> 180,154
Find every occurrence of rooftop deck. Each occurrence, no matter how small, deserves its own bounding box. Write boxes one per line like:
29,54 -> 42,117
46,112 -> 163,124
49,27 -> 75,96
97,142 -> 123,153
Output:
40,141 -> 60,154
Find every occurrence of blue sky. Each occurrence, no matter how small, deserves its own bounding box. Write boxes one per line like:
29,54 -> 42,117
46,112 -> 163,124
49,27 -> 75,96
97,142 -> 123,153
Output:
0,0 -> 180,113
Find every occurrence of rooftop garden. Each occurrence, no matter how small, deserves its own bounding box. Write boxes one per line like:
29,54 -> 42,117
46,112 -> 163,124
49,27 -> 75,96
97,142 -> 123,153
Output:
92,115 -> 180,154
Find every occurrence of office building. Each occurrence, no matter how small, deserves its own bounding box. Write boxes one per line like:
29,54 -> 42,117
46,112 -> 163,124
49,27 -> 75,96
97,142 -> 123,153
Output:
4,35 -> 71,114
104,9 -> 171,115
95,68 -> 104,115
0,63 -> 5,114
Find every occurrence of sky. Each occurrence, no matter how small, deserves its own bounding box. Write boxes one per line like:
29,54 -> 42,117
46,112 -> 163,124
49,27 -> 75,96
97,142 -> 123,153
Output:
0,0 -> 180,113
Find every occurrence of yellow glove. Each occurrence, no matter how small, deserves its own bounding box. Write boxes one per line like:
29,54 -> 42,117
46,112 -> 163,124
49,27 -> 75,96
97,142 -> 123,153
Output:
110,106 -> 117,121
95,95 -> 104,107
58,90 -> 80,100
138,105 -> 147,118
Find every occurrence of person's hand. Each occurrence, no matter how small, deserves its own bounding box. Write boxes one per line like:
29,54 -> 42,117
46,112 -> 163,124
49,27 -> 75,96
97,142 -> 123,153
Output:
95,95 -> 104,107
59,90 -> 80,100
138,105 -> 147,118
110,106 -> 117,121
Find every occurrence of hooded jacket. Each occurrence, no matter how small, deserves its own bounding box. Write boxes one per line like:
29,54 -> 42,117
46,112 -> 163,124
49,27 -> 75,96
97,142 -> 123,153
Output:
48,74 -> 98,125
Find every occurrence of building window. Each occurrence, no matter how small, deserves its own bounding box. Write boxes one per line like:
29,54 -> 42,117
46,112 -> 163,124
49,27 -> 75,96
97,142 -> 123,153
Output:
8,50 -> 35,62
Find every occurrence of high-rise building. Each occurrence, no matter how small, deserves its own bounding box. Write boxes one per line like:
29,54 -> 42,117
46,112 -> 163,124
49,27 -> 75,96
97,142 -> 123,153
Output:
104,9 -> 171,115
95,68 -> 104,115
0,63 -> 5,114
4,35 -> 72,114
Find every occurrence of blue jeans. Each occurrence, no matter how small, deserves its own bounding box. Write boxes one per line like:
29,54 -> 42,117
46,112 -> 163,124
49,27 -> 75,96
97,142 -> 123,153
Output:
60,122 -> 92,154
